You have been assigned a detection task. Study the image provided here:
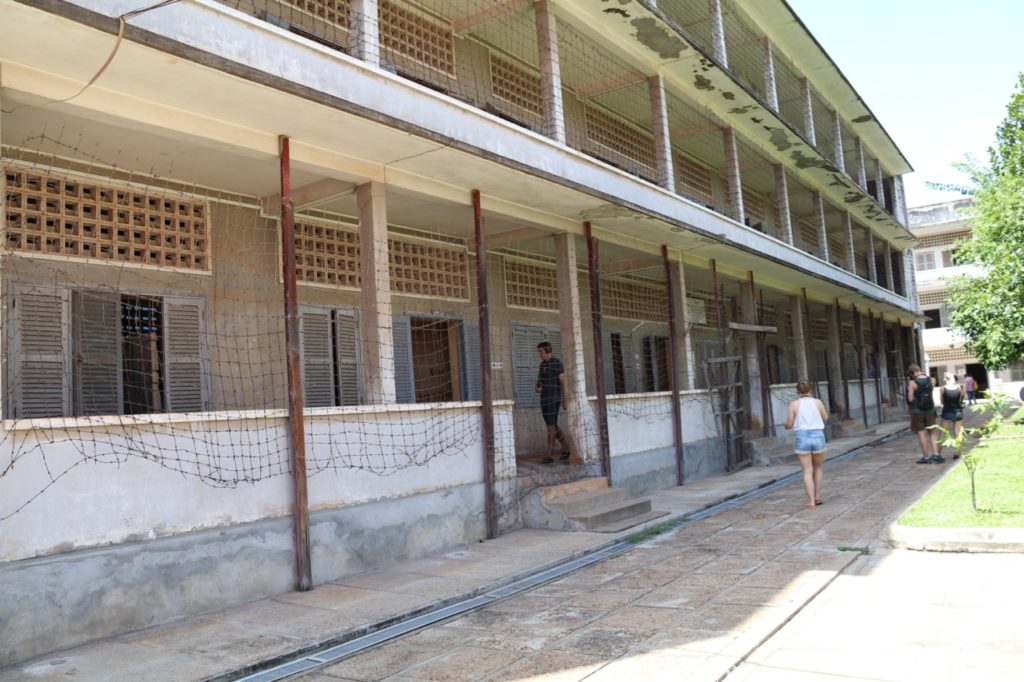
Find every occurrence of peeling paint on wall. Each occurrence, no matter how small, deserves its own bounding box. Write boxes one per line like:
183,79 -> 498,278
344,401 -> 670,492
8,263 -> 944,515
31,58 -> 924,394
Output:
790,150 -> 838,172
765,127 -> 793,152
852,114 -> 873,123
729,105 -> 754,115
694,74 -> 714,91
630,18 -> 686,59
604,7 -> 629,18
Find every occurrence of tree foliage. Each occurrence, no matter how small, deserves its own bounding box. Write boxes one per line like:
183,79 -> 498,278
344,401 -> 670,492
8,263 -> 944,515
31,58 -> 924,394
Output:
945,74 -> 1024,370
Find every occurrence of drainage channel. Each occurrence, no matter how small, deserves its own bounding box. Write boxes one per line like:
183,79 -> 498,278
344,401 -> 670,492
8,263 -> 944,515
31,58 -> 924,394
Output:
236,429 -> 905,682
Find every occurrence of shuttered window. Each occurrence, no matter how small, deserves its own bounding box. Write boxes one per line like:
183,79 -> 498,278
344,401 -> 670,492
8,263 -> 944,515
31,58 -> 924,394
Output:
602,331 -> 635,395
511,323 -> 561,408
6,285 -> 206,418
391,314 -> 479,404
299,306 -> 362,407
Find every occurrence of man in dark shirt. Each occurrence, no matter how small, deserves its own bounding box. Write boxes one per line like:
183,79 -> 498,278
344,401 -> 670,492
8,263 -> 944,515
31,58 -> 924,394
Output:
535,341 -> 571,464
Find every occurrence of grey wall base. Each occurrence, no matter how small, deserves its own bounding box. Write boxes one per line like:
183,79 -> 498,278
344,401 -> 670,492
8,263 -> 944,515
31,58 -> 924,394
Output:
0,483 -> 487,667
610,436 -> 726,496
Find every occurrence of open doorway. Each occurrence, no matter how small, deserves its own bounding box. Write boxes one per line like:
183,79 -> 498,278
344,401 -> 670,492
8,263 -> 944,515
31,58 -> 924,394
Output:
410,317 -> 462,403
965,363 -> 988,395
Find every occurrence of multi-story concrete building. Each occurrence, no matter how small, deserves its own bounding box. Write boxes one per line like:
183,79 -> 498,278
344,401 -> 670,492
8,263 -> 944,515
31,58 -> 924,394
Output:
0,0 -> 921,663
910,198 -> 1024,397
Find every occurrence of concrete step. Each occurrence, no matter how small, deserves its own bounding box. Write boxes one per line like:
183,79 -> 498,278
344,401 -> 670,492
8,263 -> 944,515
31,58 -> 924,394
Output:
590,509 -> 670,533
572,497 -> 653,530
548,486 -> 631,517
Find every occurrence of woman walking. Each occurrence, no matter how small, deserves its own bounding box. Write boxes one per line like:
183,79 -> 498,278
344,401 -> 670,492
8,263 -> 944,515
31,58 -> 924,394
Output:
785,380 -> 830,508
939,373 -> 965,460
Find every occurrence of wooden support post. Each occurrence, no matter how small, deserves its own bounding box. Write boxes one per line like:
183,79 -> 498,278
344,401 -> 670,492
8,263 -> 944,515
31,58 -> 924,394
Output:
472,190 -> 497,539
664,246 -> 684,485
586,223 -> 611,479
279,136 -> 312,592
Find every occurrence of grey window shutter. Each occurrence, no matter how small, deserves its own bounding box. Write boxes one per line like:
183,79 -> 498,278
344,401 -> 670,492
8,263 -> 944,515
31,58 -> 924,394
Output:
335,310 -> 361,406
12,285 -> 68,418
511,324 -> 539,407
602,331 -> 614,394
72,290 -> 122,416
621,333 -> 635,393
547,328 -> 562,360
460,319 -> 482,401
163,297 -> 206,412
392,314 -> 414,403
300,307 -> 334,408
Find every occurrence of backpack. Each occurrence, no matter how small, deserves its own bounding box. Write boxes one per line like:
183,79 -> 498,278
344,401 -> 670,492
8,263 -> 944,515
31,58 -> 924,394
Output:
913,376 -> 934,412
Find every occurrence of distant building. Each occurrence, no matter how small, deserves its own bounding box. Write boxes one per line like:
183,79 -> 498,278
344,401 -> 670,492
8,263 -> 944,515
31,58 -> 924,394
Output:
909,199 -> 1024,396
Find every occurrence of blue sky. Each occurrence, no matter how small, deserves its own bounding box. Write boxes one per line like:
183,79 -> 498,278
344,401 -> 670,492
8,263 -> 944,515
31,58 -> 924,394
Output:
787,0 -> 1024,207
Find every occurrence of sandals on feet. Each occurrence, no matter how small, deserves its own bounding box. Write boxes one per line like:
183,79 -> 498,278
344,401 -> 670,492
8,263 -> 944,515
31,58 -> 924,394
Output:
541,456 -> 554,464
815,499 -> 824,506
916,457 -> 931,464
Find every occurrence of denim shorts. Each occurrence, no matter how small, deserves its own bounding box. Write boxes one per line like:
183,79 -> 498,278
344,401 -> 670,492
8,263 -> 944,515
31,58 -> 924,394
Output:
794,428 -> 826,454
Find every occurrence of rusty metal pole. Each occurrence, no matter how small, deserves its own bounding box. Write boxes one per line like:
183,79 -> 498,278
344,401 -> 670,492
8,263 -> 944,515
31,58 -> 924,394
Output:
279,135 -> 312,592
748,271 -> 771,436
586,223 -> 611,480
801,288 -> 819,397
472,190 -> 497,539
853,304 -> 869,427
869,310 -> 883,424
664,246 -> 684,485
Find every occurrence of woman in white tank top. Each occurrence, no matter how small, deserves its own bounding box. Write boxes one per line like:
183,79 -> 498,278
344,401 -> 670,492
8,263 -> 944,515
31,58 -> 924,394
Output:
784,380 -> 830,509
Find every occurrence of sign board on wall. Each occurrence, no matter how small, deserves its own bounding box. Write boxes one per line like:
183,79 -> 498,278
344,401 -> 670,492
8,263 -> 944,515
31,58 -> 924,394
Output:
686,297 -> 707,325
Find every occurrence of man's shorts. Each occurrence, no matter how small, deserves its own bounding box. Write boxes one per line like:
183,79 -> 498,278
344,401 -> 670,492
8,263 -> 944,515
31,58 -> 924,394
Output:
794,428 -> 826,454
910,412 -> 937,433
540,399 -> 561,426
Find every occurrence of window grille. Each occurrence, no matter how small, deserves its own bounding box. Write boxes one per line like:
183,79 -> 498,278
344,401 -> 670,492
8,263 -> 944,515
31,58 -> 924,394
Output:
503,259 -> 558,310
489,54 -> 541,115
841,322 -> 853,345
677,156 -> 715,207
914,251 -> 936,271
918,290 -> 947,306
380,0 -> 455,75
388,236 -> 469,300
286,0 -> 351,28
926,347 -> 973,363
917,231 -> 969,248
601,277 -> 665,322
584,106 -> 656,171
295,220 -> 361,288
742,187 -> 765,229
4,167 -> 209,270
810,318 -> 827,341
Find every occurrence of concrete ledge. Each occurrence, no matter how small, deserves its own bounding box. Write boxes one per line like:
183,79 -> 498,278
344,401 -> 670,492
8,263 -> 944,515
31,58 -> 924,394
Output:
887,523 -> 1024,553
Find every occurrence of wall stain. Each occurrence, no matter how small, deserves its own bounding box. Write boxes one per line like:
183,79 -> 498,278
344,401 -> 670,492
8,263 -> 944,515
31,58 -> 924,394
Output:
729,105 -> 754,114
630,18 -> 686,59
751,117 -> 763,124
790,150 -> 838,172
604,7 -> 630,18
721,91 -> 736,101
852,114 -> 873,123
694,74 -> 714,91
765,127 -> 793,152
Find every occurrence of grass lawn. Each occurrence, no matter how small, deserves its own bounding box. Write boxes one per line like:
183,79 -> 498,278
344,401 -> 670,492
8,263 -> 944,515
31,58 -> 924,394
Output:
898,406 -> 1024,528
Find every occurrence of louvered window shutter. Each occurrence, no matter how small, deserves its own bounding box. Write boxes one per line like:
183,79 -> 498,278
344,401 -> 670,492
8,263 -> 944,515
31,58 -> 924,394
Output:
460,319 -> 482,401
511,324 -> 539,407
602,331 -> 614,394
163,297 -> 206,412
300,307 -> 335,408
392,315 -> 415,403
12,286 -> 68,418
335,310 -> 361,406
72,290 -> 122,416
621,333 -> 635,393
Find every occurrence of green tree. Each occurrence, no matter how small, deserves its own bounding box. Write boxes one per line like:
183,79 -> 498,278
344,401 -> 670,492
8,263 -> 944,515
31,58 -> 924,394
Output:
945,74 -> 1024,370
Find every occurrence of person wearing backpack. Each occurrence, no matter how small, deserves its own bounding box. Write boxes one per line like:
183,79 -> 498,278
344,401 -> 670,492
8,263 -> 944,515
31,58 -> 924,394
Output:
907,364 -> 943,464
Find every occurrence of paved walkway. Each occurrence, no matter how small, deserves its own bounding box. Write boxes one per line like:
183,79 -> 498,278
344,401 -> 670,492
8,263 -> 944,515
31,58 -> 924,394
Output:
0,418 -> 972,681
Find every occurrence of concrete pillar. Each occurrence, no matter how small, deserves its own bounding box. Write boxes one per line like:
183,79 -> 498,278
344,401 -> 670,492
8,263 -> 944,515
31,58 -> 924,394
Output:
357,182 -> 395,403
773,164 -> 793,244
813,191 -> 828,262
762,37 -> 778,112
535,0 -> 566,144
866,228 -> 878,283
903,248 -> 917,303
648,73 -> 675,191
723,127 -> 744,223
831,109 -> 845,172
790,295 -> 809,381
826,302 -> 846,417
709,0 -> 728,67
800,78 -> 816,146
875,161 -> 885,204
855,137 -> 868,190
876,314 -> 890,402
894,175 -> 909,225
669,260 -> 695,390
554,232 -> 595,462
350,0 -> 380,66
844,212 -> 856,273
883,242 -> 895,292
740,280 -> 764,430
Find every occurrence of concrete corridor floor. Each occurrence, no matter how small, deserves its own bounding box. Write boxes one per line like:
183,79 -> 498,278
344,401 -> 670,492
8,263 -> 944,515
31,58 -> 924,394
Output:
6,419 -> 1011,682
